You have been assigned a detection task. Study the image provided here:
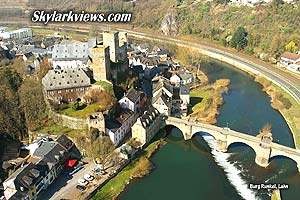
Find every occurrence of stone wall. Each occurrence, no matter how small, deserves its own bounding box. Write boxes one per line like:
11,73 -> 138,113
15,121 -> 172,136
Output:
49,110 -> 88,129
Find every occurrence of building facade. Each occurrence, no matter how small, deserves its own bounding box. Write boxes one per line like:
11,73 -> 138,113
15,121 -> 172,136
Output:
118,88 -> 141,113
42,68 -> 91,103
105,109 -> 138,146
131,106 -> 161,146
91,46 -> 111,81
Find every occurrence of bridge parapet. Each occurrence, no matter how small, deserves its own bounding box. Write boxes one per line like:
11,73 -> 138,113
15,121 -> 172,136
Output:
164,116 -> 300,172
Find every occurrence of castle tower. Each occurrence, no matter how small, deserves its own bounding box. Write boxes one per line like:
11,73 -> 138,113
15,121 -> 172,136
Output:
119,32 -> 128,47
103,31 -> 119,63
91,46 -> 111,81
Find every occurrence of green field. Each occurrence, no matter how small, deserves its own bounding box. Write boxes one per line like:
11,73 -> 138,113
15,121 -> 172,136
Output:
35,119 -> 87,138
93,81 -> 113,91
271,83 -> 300,148
59,103 -> 103,119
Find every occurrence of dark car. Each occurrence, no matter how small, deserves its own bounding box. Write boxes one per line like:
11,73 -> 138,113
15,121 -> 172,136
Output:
76,184 -> 86,191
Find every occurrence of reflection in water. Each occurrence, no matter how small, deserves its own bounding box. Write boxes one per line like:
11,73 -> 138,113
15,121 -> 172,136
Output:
120,60 -> 300,200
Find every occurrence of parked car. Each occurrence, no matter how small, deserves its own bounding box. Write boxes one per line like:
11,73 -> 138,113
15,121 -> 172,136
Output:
94,168 -> 106,175
84,174 -> 94,181
69,165 -> 84,176
78,178 -> 89,186
76,185 -> 86,191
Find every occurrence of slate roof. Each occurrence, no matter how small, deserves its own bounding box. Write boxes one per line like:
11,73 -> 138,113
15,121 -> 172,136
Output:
180,85 -> 190,95
178,72 -> 193,81
4,163 -> 45,191
140,57 -> 160,66
56,135 -> 73,150
42,68 -> 91,90
152,90 -> 171,106
52,42 -> 90,60
15,45 -> 34,55
125,88 -> 140,102
152,76 -> 173,96
52,38 -> 96,60
138,106 -> 160,128
32,141 -> 67,164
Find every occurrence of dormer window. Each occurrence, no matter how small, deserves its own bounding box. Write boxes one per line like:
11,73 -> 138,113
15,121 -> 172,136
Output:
67,81 -> 70,84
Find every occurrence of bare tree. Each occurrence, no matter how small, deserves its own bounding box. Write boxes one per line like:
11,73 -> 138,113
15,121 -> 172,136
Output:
87,136 -> 116,168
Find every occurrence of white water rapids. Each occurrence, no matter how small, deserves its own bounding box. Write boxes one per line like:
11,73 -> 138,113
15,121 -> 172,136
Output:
202,135 -> 261,200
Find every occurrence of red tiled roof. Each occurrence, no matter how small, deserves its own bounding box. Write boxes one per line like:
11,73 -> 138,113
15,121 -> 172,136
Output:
281,52 -> 300,61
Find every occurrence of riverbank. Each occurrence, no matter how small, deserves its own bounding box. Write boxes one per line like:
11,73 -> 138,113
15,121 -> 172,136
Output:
189,78 -> 230,124
91,137 -> 166,200
255,76 -> 300,148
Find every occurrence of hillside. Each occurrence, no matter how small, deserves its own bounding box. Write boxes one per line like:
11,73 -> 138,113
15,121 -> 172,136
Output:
14,0 -> 298,61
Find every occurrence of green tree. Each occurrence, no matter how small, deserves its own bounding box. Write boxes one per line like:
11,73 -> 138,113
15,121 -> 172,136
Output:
18,78 -> 48,131
285,41 -> 298,53
230,27 -> 248,50
71,101 -> 80,111
0,67 -> 24,139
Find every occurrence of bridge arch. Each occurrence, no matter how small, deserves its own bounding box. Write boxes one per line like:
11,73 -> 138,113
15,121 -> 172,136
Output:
164,125 -> 185,140
269,154 -> 300,172
226,141 -> 258,156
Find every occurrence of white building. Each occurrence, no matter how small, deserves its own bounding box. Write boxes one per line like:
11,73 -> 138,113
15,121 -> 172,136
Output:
118,88 -> 141,113
105,109 -> 138,146
170,73 -> 181,85
0,28 -> 32,40
286,64 -> 300,72
278,51 -> 300,67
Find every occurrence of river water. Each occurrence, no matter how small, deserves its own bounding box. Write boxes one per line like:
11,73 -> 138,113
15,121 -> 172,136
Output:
119,60 -> 300,200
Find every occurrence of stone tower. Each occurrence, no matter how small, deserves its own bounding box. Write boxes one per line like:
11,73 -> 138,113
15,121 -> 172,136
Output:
87,112 -> 105,133
91,46 -> 111,81
118,32 -> 128,47
103,31 -> 119,63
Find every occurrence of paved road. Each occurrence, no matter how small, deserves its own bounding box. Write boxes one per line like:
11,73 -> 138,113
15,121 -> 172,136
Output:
0,21 -> 299,103
39,160 -> 96,200
113,28 -> 300,104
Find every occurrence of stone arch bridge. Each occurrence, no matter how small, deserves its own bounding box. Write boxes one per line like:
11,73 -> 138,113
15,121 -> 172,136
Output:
163,116 -> 300,171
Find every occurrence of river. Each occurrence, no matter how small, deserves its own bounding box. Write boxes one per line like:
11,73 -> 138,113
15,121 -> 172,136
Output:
118,60 -> 300,200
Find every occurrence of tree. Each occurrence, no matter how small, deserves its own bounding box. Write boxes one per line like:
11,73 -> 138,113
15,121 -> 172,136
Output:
0,68 -> 24,139
87,136 -> 115,167
71,101 -> 80,111
230,27 -> 248,50
36,58 -> 51,80
285,41 -> 298,53
18,78 -> 48,131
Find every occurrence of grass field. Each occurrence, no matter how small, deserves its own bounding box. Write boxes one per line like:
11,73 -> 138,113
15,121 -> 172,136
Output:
32,28 -> 90,41
271,83 -> 300,148
59,103 -> 103,119
35,119 -> 87,138
93,81 -> 113,91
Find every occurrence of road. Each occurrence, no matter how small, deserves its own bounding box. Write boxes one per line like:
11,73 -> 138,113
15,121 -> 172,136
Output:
0,20 -> 299,103
112,28 -> 300,104
39,160 -> 95,200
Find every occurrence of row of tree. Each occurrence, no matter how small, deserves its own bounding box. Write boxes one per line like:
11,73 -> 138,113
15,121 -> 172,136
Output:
0,59 -> 48,140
